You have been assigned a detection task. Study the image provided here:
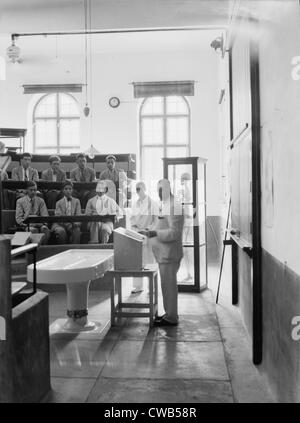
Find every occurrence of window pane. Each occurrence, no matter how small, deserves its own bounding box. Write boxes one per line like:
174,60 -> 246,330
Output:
142,147 -> 164,193
166,146 -> 189,158
60,119 -> 80,147
167,117 -> 188,145
35,120 -> 57,147
35,148 -> 57,154
168,163 -> 194,204
35,94 -> 57,118
59,93 -> 79,117
59,148 -> 80,155
166,96 -> 188,114
141,97 -> 163,115
142,118 -> 163,145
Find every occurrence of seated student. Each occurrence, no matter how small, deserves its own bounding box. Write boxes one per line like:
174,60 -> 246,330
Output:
51,180 -> 81,244
85,180 -> 123,244
99,154 -> 125,186
99,154 -> 127,206
12,152 -> 39,182
70,153 -> 96,208
11,152 -> 40,204
15,181 -> 50,244
41,155 -> 66,209
1,169 -> 11,209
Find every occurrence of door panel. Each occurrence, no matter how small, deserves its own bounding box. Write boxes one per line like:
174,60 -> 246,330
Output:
163,157 -> 207,292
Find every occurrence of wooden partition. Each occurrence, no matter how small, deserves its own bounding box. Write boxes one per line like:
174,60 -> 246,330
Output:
0,237 -> 50,402
4,152 -> 136,180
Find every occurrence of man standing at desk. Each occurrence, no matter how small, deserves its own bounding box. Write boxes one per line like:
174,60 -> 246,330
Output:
15,181 -> 50,244
70,153 -> 96,208
140,179 -> 183,326
85,180 -> 123,244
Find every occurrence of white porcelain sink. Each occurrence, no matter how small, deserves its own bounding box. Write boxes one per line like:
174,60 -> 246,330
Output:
27,249 -> 114,332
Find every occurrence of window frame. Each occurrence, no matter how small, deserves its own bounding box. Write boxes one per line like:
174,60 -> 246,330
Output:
139,95 -> 191,178
33,92 -> 80,154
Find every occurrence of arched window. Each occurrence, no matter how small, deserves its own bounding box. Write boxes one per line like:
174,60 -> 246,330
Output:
140,96 -> 190,182
33,92 -> 80,154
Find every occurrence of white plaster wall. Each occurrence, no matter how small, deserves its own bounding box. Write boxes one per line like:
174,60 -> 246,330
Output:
0,46 -> 221,215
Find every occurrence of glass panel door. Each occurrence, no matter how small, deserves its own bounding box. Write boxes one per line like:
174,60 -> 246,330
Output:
163,156 -> 208,292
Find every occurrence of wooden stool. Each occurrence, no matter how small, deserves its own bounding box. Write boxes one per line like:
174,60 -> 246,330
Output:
108,265 -> 158,327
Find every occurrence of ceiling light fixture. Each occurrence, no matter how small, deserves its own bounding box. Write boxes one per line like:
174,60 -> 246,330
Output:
83,0 -> 90,117
6,37 -> 21,63
85,144 -> 100,160
210,34 -> 227,57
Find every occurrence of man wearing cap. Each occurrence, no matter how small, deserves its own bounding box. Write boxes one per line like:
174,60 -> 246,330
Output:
41,155 -> 66,209
99,155 -> 124,185
100,154 -> 128,206
15,181 -> 50,244
51,180 -> 81,244
85,180 -> 123,244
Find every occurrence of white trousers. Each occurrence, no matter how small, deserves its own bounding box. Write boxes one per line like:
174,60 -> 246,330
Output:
133,239 -> 155,290
159,261 -> 180,323
89,221 -> 113,243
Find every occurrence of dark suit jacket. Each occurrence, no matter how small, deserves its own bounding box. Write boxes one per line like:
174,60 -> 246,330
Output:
70,166 -> 96,183
52,196 -> 82,230
41,167 -> 66,182
12,165 -> 39,181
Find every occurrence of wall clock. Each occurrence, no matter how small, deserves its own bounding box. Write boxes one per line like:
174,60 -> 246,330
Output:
109,97 -> 120,108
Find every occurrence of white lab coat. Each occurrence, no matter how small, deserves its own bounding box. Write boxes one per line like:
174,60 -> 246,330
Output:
85,194 -> 123,243
150,197 -> 184,264
130,195 -> 157,290
150,196 -> 184,323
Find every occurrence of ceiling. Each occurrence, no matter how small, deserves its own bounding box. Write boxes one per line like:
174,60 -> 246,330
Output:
0,0 -> 231,61
0,0 -> 232,34
0,29 -> 224,60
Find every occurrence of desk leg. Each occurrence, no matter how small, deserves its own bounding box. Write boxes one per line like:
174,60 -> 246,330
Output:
111,275 -> 116,326
63,280 -> 98,331
149,275 -> 154,327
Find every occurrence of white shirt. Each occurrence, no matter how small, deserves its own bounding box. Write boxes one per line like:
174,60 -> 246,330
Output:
96,194 -> 123,219
22,167 -> 29,181
130,195 -> 157,230
64,197 -> 72,215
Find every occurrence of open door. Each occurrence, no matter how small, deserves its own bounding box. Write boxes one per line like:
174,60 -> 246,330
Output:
163,156 -> 208,292
228,17 -> 262,364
